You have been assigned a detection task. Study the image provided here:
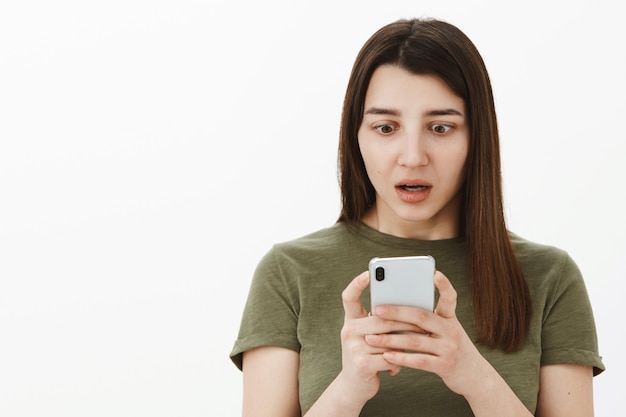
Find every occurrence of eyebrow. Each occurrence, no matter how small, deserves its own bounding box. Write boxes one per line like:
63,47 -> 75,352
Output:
364,107 -> 400,116
363,107 -> 464,117
425,109 -> 464,117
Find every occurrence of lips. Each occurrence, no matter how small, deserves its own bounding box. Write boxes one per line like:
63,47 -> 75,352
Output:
395,180 -> 431,203
398,184 -> 429,192
395,179 -> 432,190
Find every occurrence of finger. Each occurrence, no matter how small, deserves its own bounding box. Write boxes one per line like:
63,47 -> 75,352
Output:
342,271 -> 370,319
374,355 -> 403,376
433,271 -> 457,319
373,304 -> 434,334
371,314 -> 428,335
382,350 -> 439,374
366,332 -> 436,355
387,364 -> 402,376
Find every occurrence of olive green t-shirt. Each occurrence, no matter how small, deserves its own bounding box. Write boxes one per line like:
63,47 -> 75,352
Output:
230,222 -> 604,415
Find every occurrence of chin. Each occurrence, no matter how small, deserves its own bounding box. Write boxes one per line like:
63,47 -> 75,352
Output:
395,204 -> 432,219
396,208 -> 450,228
397,212 -> 435,225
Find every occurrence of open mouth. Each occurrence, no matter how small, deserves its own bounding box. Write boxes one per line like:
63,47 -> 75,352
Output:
398,184 -> 429,192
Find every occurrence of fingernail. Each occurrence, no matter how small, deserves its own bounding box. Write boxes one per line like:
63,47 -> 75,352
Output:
383,351 -> 395,360
375,305 -> 387,315
365,334 -> 381,343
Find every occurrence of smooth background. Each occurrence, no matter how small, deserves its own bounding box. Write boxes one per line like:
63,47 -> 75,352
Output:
1,1 -> 623,416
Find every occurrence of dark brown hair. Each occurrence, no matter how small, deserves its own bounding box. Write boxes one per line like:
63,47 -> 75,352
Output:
337,18 -> 531,352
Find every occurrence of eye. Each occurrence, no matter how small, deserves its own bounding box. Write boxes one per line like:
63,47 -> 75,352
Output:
374,123 -> 397,135
431,123 -> 453,135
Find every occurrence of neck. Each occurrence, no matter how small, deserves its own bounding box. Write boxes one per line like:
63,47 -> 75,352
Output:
361,206 -> 461,240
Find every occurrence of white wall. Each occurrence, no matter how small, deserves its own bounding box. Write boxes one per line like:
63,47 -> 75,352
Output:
1,1 -> 623,416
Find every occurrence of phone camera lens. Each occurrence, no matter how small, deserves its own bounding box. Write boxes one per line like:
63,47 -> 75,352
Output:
375,267 -> 385,281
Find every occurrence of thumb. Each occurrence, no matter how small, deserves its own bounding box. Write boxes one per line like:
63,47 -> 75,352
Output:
433,271 -> 457,319
342,271 -> 370,319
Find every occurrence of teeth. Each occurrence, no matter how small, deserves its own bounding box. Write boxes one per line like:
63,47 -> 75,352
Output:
402,185 -> 427,192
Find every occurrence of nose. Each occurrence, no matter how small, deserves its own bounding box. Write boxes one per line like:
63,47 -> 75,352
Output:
397,130 -> 428,167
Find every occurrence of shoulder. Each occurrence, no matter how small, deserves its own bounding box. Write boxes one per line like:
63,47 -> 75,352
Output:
269,222 -> 355,259
508,231 -> 584,291
254,222 -> 356,272
508,231 -> 573,272
254,222 -> 374,289
508,231 -> 568,261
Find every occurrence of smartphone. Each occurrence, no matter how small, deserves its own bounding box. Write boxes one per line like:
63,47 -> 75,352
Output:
369,255 -> 435,312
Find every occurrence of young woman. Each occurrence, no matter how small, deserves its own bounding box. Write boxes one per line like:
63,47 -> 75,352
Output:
230,18 -> 604,416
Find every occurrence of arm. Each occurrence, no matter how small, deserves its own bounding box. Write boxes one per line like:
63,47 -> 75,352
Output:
439,362 -> 594,417
242,346 -> 300,417
536,364 -> 594,417
366,272 -> 597,416
305,272 -> 403,417
242,273 -> 405,417
367,272 -> 533,416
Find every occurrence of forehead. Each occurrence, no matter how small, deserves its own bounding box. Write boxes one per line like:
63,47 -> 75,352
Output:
364,65 -> 465,112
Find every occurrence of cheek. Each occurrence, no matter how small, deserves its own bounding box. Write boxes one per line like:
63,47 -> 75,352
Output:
361,154 -> 379,178
358,137 -> 380,174
437,146 -> 468,182
362,149 -> 388,178
450,149 -> 469,183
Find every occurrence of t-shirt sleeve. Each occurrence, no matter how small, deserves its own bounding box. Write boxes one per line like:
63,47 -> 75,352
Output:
230,247 -> 301,370
540,254 -> 605,375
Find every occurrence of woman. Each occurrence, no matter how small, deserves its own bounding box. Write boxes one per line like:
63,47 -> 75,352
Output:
230,18 -> 604,416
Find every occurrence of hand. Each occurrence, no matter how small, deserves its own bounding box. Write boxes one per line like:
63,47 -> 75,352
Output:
337,271 -> 405,404
364,271 -> 490,396
306,274 -> 420,417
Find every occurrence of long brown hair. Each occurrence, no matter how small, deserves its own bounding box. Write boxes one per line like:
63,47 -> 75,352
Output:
337,18 -> 531,352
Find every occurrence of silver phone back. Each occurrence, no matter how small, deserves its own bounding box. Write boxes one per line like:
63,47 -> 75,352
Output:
369,255 -> 435,312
